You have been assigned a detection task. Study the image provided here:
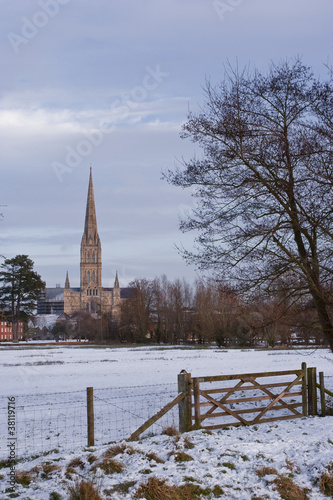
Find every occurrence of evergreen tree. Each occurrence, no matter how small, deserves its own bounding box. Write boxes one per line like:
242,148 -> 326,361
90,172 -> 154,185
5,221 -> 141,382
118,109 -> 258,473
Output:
0,255 -> 45,341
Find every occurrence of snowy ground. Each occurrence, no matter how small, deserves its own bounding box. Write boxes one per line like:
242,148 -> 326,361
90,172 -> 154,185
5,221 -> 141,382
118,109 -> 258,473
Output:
0,344 -> 333,498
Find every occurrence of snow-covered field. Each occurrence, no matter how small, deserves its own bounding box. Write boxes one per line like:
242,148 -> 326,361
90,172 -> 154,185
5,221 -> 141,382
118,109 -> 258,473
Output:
0,344 -> 333,499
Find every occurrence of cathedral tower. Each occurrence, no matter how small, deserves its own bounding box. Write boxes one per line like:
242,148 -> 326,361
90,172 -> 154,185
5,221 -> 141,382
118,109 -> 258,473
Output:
62,168 -> 129,317
80,167 -> 102,313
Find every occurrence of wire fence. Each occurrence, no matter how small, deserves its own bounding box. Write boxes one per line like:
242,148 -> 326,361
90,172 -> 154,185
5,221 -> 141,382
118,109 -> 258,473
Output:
0,383 -> 179,460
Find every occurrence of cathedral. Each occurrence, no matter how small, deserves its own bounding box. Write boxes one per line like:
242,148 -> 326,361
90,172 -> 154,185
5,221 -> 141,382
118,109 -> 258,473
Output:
37,169 -> 130,317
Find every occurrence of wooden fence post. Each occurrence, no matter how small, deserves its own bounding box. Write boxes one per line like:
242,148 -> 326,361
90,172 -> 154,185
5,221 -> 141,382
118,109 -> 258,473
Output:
178,371 -> 192,433
319,371 -> 326,417
193,377 -> 201,430
301,362 -> 307,416
87,387 -> 95,446
307,367 -> 317,416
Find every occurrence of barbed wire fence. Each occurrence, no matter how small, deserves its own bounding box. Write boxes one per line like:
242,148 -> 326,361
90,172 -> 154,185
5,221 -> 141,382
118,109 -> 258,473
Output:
0,382 -> 179,461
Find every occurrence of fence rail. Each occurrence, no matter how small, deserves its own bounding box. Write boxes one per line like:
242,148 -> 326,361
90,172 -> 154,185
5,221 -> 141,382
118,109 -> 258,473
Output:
189,365 -> 307,431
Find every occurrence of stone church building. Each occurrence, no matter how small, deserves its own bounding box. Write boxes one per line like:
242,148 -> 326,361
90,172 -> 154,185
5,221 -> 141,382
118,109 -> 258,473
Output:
37,169 -> 131,317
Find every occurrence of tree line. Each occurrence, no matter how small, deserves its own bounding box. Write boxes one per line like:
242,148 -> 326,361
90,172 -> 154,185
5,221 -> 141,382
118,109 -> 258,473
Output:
51,275 -> 327,347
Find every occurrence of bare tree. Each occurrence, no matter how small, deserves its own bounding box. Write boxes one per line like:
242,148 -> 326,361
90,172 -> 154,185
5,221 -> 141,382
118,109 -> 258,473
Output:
120,278 -> 155,342
194,279 -> 244,345
165,59 -> 333,351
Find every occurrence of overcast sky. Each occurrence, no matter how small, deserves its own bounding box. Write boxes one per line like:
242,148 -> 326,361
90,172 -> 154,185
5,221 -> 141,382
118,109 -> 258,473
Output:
0,0 -> 332,288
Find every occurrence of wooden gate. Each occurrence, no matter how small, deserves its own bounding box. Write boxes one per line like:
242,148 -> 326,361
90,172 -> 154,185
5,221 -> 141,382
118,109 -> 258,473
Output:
178,363 -> 308,432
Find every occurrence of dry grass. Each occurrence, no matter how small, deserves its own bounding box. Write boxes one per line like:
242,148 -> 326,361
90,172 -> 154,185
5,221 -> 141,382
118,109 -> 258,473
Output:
49,492 -> 62,500
0,459 -> 11,469
65,466 -> 76,479
134,476 -> 217,500
68,480 -> 103,500
256,466 -> 278,478
103,443 -> 127,459
257,466 -> 309,499
125,445 -> 139,455
68,457 -> 85,470
163,426 -> 179,437
40,462 -> 61,479
173,451 -> 194,463
145,451 -> 165,464
87,454 -> 98,464
325,461 -> 333,472
15,470 -> 34,487
272,475 -> 309,500
104,480 -> 137,495
319,471 -> 333,497
91,457 -> 124,474
183,437 -> 195,449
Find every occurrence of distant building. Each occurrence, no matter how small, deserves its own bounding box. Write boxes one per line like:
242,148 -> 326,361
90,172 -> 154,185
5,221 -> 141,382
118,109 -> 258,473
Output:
37,286 -> 65,314
0,320 -> 23,341
37,168 -> 132,318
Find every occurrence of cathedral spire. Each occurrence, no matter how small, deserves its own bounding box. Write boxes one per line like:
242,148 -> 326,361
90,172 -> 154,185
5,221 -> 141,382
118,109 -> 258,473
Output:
65,271 -> 70,289
80,168 -> 102,301
83,166 -> 98,243
114,271 -> 119,288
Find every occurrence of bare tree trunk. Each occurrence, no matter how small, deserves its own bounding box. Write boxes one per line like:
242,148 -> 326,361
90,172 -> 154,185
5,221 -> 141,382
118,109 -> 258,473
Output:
310,289 -> 333,351
12,318 -> 18,342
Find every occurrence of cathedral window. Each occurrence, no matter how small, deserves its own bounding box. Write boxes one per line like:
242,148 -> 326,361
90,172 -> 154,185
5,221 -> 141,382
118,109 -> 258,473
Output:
92,271 -> 95,282
92,252 -> 95,263
87,271 -> 90,283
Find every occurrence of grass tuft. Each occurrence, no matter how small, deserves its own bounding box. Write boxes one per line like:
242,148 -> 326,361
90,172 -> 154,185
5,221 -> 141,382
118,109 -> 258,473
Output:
319,471 -> 333,497
183,437 -> 195,450
0,459 -> 12,469
40,462 -> 61,479
49,493 -> 62,500
256,466 -> 278,478
68,480 -> 102,500
221,461 -> 236,470
15,470 -> 34,487
103,443 -> 126,459
91,457 -> 124,474
145,451 -> 165,464
87,454 -> 97,464
174,452 -> 194,462
212,484 -> 224,496
134,476 -> 217,500
273,475 -> 309,500
163,426 -> 179,437
68,457 -> 85,470
105,480 -> 137,495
